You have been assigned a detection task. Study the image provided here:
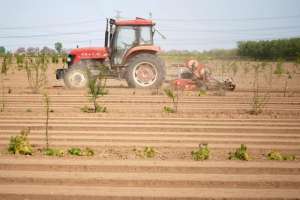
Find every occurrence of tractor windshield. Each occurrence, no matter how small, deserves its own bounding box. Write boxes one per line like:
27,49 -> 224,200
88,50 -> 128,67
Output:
112,25 -> 153,65
139,26 -> 153,45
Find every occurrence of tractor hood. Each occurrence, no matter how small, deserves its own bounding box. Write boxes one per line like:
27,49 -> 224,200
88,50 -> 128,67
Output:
70,47 -> 108,61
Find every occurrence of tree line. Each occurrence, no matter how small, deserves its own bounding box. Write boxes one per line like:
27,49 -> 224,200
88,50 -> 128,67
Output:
237,37 -> 300,61
0,42 -> 64,56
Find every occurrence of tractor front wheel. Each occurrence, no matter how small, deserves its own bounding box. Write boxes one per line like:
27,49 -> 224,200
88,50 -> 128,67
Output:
63,65 -> 89,89
126,53 -> 165,88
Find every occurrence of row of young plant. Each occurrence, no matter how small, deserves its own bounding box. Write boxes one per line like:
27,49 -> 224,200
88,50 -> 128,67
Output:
5,92 -> 94,157
3,85 -> 297,161
8,128 -> 94,157
7,130 -> 155,159
191,144 -> 296,161
7,133 -> 296,161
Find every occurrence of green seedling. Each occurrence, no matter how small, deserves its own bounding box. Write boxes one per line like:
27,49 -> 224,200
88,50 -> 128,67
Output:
191,144 -> 210,161
82,71 -> 108,113
163,88 -> 178,113
197,89 -> 207,96
143,146 -> 156,158
1,54 -> 9,112
267,150 -> 296,161
163,106 -> 175,113
68,147 -> 94,156
81,105 -> 107,113
274,60 -> 285,76
43,93 -> 50,149
248,63 -> 269,115
134,146 -> 157,158
229,144 -> 250,161
8,128 -> 32,155
43,148 -> 64,157
24,54 -> 49,93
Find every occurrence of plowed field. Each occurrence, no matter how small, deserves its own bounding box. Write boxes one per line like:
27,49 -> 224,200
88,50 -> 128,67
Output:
0,63 -> 299,199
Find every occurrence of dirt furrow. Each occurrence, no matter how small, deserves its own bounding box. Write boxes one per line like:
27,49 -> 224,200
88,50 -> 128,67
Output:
1,159 -> 299,174
0,184 -> 299,199
1,119 -> 300,127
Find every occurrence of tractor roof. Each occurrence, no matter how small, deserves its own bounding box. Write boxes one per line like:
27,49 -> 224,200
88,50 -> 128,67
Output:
115,18 -> 155,26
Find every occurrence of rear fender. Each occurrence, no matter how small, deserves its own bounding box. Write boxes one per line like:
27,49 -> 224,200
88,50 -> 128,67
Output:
123,45 -> 160,64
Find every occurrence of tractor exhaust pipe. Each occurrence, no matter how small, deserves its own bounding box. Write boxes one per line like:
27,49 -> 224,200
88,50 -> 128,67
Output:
104,18 -> 109,48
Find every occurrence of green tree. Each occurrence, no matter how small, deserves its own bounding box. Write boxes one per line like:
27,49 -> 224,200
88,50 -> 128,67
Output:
0,46 -> 5,55
238,38 -> 300,61
54,42 -> 63,54
24,54 -> 49,93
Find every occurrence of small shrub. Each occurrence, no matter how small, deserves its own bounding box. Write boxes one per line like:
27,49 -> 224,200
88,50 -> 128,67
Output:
197,89 -> 207,96
43,93 -> 50,149
283,155 -> 296,161
229,144 -> 250,161
80,105 -> 107,113
143,146 -> 156,158
85,72 -> 108,113
68,147 -> 81,156
191,144 -> 210,161
8,129 -> 32,155
163,88 -> 178,113
1,54 -> 9,112
163,106 -> 175,113
267,150 -> 283,160
82,147 -> 94,156
68,147 -> 94,156
43,148 -> 64,157
274,60 -> 285,76
26,108 -> 32,112
267,150 -> 296,161
134,147 -> 157,158
248,95 -> 269,115
248,64 -> 269,115
230,62 -> 239,77
24,54 -> 49,93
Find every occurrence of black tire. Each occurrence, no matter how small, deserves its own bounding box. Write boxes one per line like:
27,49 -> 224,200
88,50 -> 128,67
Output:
126,53 -> 165,89
63,64 -> 89,89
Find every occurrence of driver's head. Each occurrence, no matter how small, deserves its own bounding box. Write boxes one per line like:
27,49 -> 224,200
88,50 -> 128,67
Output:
186,59 -> 199,71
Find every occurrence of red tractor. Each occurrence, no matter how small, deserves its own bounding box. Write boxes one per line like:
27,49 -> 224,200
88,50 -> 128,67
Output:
56,18 -> 165,89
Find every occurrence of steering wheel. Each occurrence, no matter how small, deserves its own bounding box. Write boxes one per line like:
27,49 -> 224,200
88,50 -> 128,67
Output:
122,42 -> 131,49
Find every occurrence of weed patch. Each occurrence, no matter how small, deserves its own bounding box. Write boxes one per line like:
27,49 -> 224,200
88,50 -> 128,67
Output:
267,150 -> 296,161
8,129 -> 32,155
68,147 -> 94,156
43,148 -> 64,157
229,144 -> 250,161
191,144 -> 210,161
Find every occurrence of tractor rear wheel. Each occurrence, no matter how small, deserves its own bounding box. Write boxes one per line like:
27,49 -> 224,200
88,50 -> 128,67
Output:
126,53 -> 165,88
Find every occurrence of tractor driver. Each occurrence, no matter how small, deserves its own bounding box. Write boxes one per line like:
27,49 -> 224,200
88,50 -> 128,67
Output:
186,59 -> 210,82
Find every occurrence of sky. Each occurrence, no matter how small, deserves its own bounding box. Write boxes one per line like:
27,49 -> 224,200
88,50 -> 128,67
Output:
0,0 -> 300,52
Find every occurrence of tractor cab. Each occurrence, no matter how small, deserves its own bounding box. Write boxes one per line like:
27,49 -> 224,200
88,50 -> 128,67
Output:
106,18 -> 157,65
57,18 -> 165,89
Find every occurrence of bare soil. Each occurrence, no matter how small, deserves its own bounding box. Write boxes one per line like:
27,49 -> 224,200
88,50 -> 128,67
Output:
0,62 -> 300,199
